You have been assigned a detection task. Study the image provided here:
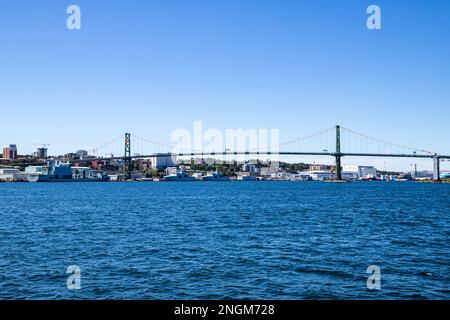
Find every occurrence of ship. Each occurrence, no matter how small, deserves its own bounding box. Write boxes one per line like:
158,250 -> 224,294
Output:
237,175 -> 257,181
163,170 -> 196,181
202,171 -> 230,181
25,160 -> 108,182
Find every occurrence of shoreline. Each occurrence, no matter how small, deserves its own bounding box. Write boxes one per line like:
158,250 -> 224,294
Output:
1,179 -> 449,184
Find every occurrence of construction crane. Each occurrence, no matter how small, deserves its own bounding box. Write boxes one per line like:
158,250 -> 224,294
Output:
30,143 -> 50,160
31,143 -> 50,148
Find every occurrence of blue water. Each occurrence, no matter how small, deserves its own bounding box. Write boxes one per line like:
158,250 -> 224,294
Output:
0,181 -> 449,300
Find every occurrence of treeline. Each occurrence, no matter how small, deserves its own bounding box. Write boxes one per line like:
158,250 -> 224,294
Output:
141,160 -> 311,178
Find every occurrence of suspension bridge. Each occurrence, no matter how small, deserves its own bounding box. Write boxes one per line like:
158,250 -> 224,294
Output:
86,125 -> 450,181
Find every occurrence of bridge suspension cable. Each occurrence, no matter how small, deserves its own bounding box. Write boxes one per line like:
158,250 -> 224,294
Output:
130,134 -> 202,155
340,126 -> 435,155
85,125 -> 445,161
87,135 -> 124,157
251,126 -> 335,153
276,126 -> 335,150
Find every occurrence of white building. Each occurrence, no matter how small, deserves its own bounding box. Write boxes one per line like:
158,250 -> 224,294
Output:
150,154 -> 176,169
309,165 -> 329,171
292,173 -> 312,181
342,165 -> 377,180
0,168 -> 29,182
237,175 -> 257,181
307,170 -> 333,181
0,168 -> 20,181
260,167 -> 278,177
242,163 -> 259,173
275,172 -> 294,180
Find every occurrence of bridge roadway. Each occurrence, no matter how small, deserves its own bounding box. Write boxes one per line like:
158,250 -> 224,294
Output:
90,151 -> 450,161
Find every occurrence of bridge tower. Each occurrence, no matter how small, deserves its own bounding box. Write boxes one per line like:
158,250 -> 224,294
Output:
335,125 -> 342,180
433,155 -> 441,181
124,133 -> 132,180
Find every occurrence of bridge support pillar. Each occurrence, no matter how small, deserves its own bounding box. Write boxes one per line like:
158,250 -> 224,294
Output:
335,155 -> 342,180
335,125 -> 342,180
433,156 -> 440,181
124,133 -> 132,180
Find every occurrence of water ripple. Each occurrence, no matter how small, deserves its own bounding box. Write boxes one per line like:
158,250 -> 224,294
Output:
0,181 -> 449,299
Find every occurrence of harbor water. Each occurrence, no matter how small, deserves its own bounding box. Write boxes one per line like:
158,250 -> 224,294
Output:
0,181 -> 449,299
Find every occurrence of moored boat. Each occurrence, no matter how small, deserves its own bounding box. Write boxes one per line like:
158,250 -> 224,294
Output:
202,171 -> 230,181
163,170 -> 196,181
25,160 -> 108,182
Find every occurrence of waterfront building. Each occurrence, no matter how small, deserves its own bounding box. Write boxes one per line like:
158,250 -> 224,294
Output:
0,168 -> 20,181
275,172 -> 294,180
397,172 -> 414,181
260,167 -> 279,177
238,169 -> 260,179
342,171 -> 358,180
380,174 -> 398,181
412,170 -> 433,180
308,164 -> 328,171
242,163 -> 259,173
307,170 -> 334,181
237,175 -> 257,181
108,174 -> 119,181
2,144 -> 17,160
293,173 -> 312,181
150,154 -> 176,169
342,165 -> 377,180
108,174 -> 125,181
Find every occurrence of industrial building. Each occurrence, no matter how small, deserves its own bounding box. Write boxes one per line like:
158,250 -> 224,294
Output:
0,168 -> 28,182
0,168 -> 20,181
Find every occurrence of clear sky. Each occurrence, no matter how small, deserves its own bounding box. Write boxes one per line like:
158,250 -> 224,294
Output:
1,0 -> 449,170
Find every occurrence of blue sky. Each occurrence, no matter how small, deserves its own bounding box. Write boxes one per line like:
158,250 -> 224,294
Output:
1,0 -> 449,170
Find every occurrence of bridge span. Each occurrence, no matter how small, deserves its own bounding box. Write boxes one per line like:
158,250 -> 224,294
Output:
85,126 -> 449,181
